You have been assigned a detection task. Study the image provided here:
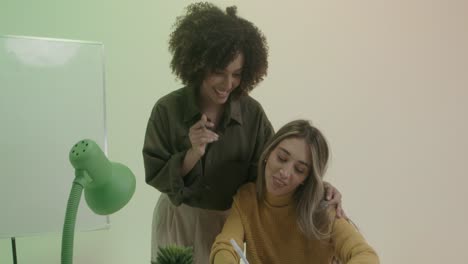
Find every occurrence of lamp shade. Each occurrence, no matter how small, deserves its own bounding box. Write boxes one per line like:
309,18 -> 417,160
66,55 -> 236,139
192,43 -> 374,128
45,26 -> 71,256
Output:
68,139 -> 135,215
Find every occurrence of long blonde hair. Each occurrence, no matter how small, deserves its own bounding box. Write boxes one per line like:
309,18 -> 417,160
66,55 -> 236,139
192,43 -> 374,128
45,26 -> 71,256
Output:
256,120 -> 333,240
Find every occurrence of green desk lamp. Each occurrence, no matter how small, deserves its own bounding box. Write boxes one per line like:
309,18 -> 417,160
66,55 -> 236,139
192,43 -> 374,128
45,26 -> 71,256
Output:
61,139 -> 136,264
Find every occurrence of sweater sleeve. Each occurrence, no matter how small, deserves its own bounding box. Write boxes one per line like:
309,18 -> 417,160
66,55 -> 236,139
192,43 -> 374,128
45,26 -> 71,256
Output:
332,218 -> 380,264
142,103 -> 203,206
210,198 -> 245,264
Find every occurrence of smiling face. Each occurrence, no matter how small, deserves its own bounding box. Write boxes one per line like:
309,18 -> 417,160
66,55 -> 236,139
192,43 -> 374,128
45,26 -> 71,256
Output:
265,137 -> 312,197
200,53 -> 244,107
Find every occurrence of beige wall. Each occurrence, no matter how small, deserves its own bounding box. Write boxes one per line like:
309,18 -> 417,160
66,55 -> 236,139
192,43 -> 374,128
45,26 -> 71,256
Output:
1,0 -> 467,263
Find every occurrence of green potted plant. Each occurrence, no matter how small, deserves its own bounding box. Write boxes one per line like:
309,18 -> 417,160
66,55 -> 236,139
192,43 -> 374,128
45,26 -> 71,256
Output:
153,245 -> 193,264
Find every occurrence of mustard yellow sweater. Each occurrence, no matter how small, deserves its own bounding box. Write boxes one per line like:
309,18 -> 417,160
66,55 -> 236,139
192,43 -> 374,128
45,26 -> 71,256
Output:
210,183 -> 379,264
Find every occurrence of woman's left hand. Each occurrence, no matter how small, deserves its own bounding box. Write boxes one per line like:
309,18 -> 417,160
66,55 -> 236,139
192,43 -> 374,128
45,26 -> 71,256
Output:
323,182 -> 347,219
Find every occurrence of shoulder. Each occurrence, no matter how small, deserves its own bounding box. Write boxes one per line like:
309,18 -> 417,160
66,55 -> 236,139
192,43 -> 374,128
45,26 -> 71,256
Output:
233,182 -> 257,207
237,95 -> 272,132
232,183 -> 260,223
332,216 -> 357,233
149,87 -> 187,119
238,95 -> 266,114
330,209 -> 360,240
238,182 -> 257,196
153,87 -> 186,109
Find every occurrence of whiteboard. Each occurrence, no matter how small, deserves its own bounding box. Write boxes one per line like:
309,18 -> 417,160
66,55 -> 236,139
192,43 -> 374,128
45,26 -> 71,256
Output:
0,35 -> 110,238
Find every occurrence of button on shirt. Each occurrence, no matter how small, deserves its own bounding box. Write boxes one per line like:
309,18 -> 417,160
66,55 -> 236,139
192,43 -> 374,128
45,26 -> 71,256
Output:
143,86 -> 274,210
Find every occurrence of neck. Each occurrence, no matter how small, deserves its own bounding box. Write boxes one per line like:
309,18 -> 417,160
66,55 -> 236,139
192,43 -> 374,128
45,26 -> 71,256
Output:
264,190 -> 294,208
198,94 -> 224,113
199,99 -> 226,126
201,102 -> 224,114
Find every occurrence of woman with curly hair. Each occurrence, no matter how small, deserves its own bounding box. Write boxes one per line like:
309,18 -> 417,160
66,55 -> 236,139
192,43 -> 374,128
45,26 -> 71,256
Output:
143,3 -> 344,263
210,120 -> 379,264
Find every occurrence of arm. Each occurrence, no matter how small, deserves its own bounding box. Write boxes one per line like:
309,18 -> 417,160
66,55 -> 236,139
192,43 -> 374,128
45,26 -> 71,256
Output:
182,114 -> 218,175
142,104 -> 204,205
332,218 -> 380,264
181,148 -> 202,176
210,201 -> 245,264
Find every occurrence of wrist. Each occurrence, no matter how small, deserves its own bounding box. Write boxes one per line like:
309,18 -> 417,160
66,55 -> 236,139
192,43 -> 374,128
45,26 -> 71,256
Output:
188,147 -> 203,160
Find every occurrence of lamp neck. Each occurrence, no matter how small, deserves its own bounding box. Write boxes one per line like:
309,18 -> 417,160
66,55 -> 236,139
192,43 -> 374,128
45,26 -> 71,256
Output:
73,170 -> 93,188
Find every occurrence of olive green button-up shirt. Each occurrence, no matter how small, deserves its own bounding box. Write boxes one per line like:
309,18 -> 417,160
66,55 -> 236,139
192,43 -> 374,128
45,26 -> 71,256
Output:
143,86 -> 274,210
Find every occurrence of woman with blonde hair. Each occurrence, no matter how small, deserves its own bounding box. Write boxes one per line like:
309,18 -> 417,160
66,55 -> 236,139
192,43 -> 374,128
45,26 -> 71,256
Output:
210,120 -> 379,264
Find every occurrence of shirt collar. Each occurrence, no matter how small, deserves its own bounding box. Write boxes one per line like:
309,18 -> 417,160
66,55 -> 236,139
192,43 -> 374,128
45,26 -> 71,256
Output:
183,85 -> 201,123
227,96 -> 243,125
182,86 -> 243,126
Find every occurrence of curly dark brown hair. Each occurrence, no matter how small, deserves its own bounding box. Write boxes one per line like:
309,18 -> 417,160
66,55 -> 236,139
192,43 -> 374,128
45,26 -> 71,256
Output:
168,2 -> 269,96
